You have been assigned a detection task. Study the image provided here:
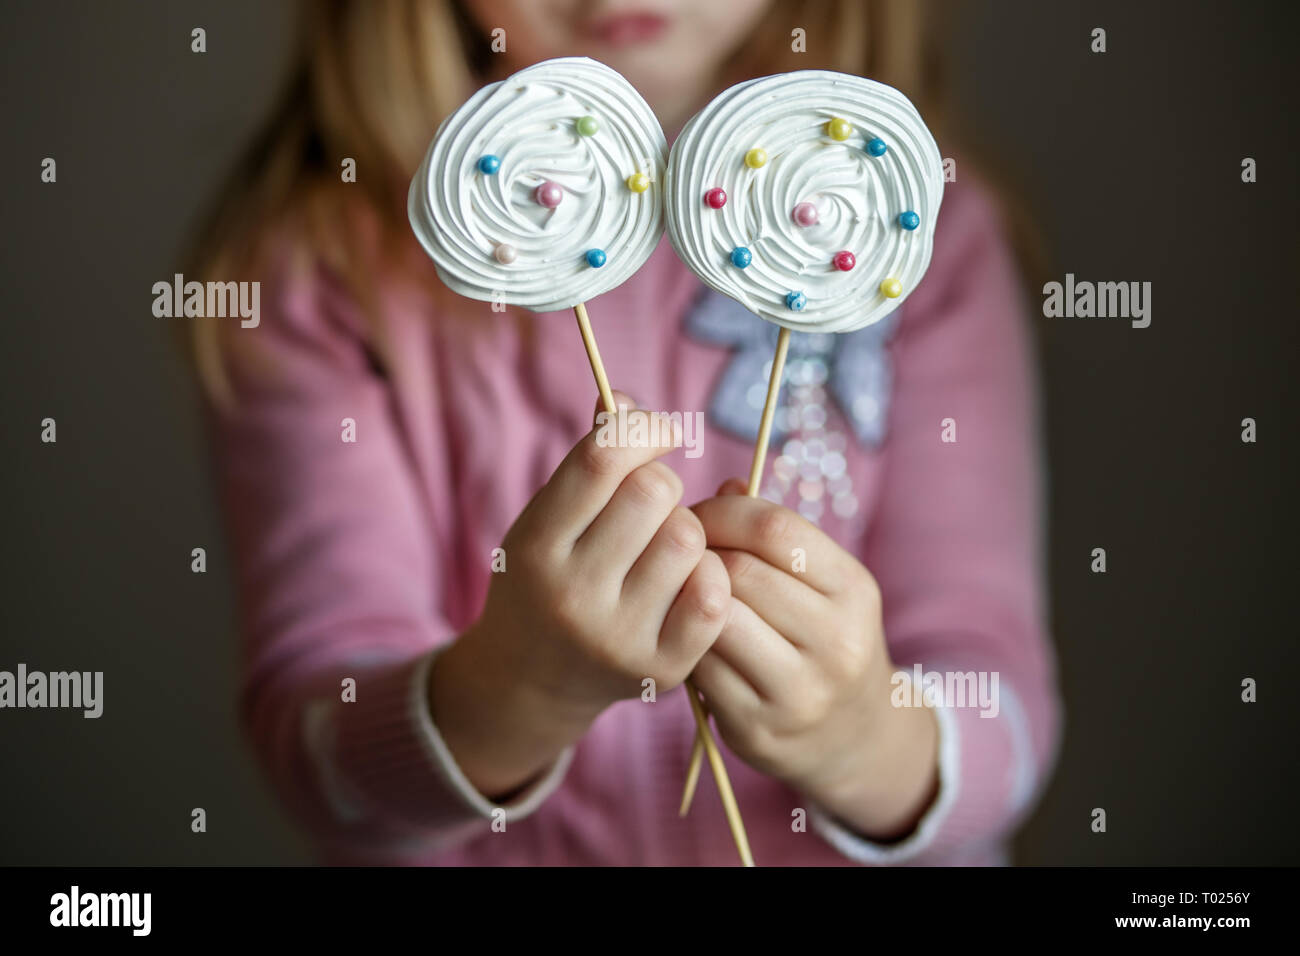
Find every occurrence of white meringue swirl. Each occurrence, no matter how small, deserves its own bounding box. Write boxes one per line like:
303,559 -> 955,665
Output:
408,57 -> 667,313
665,71 -> 944,333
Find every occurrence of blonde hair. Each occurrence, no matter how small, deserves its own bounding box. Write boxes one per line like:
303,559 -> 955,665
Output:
189,0 -> 976,406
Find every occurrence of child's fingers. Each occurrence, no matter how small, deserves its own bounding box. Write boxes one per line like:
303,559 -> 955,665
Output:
621,505 -> 708,615
691,494 -> 847,596
713,547 -> 830,649
716,477 -> 747,496
530,407 -> 683,543
690,644 -> 762,724
656,549 -> 731,675
707,596 -> 802,702
575,461 -> 685,577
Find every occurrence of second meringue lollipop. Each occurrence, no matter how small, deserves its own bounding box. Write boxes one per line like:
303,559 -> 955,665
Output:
665,69 -> 945,814
666,69 -> 944,333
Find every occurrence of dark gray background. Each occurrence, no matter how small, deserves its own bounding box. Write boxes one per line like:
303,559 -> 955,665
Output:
1,0 -> 1295,865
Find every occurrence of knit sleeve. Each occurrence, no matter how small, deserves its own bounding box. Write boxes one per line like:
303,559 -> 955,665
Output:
809,181 -> 1063,864
205,251 -> 570,858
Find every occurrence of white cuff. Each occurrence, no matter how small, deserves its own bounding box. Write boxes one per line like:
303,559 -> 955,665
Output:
807,691 -> 961,864
409,645 -> 576,822
997,679 -> 1039,823
302,645 -> 575,831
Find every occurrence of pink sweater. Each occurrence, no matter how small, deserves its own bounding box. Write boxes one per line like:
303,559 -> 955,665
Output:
209,178 -> 1061,866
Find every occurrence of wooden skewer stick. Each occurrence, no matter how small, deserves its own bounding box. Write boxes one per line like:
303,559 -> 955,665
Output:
573,303 -> 616,415
746,327 -> 793,496
680,325 -> 791,819
686,680 -> 755,867
677,692 -> 708,817
572,302 -> 754,867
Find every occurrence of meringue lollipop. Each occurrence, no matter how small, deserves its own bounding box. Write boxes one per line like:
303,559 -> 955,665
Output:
409,56 -> 667,312
665,70 -> 944,815
665,70 -> 944,333
409,55 -> 670,410
408,56 -> 753,865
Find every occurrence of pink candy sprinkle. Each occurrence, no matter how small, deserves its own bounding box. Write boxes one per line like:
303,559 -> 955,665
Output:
705,187 -> 727,209
792,202 -> 819,227
833,250 -> 856,272
535,181 -> 563,208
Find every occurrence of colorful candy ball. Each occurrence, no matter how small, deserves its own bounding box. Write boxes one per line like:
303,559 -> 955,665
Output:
730,246 -> 752,268
586,248 -> 607,268
705,187 -> 727,209
576,115 -> 600,136
626,172 -> 651,193
792,202 -> 819,227
898,210 -> 920,230
477,154 -> 501,175
833,251 -> 856,272
867,137 -> 888,157
745,148 -> 768,169
880,277 -> 902,298
786,291 -> 808,311
826,117 -> 853,141
494,243 -> 517,264
535,180 -> 564,208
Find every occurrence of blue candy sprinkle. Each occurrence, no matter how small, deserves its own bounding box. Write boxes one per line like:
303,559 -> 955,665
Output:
585,248 -> 607,268
898,210 -> 920,230
477,154 -> 501,175
866,138 -> 887,157
786,291 -> 807,311
731,246 -> 752,268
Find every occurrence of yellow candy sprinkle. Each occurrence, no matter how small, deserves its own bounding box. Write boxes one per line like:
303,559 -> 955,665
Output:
827,117 -> 853,141
626,172 -> 651,193
880,277 -> 903,298
745,148 -> 767,169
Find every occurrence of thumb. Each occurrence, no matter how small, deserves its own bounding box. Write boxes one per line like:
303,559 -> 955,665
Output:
715,477 -> 747,497
593,389 -> 636,425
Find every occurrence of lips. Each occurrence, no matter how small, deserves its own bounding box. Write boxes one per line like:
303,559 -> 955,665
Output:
584,12 -> 668,47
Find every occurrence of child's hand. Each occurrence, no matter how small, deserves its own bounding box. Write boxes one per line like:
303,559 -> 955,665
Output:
689,480 -> 941,842
429,393 -> 730,799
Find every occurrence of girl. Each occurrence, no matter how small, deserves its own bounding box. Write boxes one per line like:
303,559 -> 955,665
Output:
192,0 -> 1061,865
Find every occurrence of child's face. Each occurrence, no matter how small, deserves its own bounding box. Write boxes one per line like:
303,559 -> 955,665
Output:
462,0 -> 773,129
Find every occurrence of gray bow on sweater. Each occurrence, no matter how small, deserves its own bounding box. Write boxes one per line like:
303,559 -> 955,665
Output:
682,287 -> 902,448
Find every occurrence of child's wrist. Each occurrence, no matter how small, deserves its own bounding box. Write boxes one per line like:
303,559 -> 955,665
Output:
459,616 -> 611,730
781,655 -> 939,839
804,697 -> 941,843
426,624 -> 596,801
